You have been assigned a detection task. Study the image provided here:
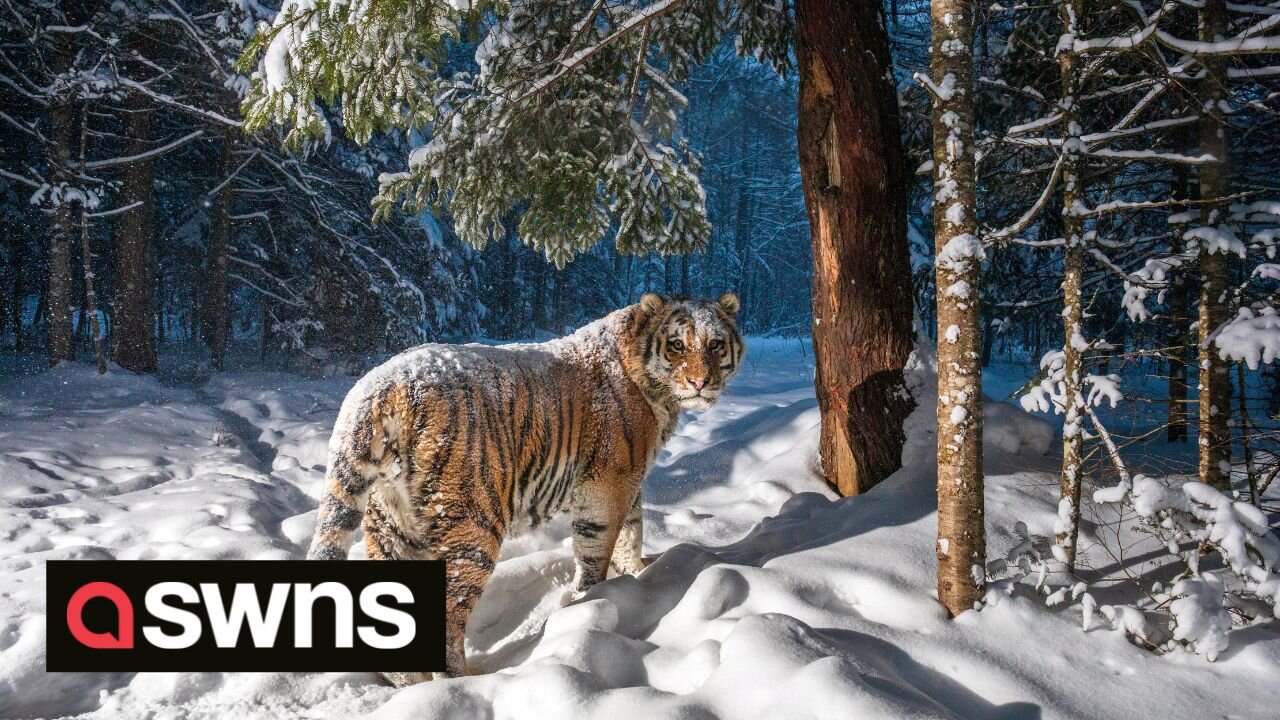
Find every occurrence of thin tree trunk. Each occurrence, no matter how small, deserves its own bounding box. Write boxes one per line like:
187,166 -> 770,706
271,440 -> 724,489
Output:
156,271 -> 166,344
795,0 -> 916,497
204,136 -> 233,371
8,240 -> 22,352
531,254 -> 548,332
929,0 -> 985,617
1237,363 -> 1258,504
1198,0 -> 1232,491
79,211 -> 105,374
113,97 -> 157,373
1167,161 -> 1191,443
1056,0 -> 1087,573
75,290 -> 88,346
981,313 -> 994,367
0,266 -> 7,343
47,96 -> 76,366
1268,363 -> 1280,417
78,110 -> 105,374
552,267 -> 565,332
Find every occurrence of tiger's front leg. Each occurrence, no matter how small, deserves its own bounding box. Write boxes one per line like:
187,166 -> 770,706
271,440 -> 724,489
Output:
569,472 -> 642,600
609,491 -> 645,577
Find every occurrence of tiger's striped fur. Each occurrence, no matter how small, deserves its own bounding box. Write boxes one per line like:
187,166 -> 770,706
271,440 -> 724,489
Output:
306,292 -> 744,683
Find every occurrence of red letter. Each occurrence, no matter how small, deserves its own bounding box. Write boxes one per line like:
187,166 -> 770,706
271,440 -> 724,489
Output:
67,581 -> 133,649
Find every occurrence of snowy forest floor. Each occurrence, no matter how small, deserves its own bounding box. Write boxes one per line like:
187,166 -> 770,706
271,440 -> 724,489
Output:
1,338 -> 1277,719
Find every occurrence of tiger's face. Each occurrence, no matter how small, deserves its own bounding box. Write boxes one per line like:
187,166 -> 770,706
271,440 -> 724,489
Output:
638,292 -> 745,411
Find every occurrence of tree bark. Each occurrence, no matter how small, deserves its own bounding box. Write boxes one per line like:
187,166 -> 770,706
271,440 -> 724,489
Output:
929,0 -> 985,617
1167,161 -> 1190,443
79,209 -> 105,374
204,136 -> 233,371
795,0 -> 916,497
8,239 -> 22,352
1056,0 -> 1087,573
1197,0 -> 1232,491
531,253 -> 548,332
113,98 -> 158,373
77,109 -> 106,374
47,94 -> 76,366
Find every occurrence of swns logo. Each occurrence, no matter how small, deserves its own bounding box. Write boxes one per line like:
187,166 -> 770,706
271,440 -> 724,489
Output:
47,561 -> 446,671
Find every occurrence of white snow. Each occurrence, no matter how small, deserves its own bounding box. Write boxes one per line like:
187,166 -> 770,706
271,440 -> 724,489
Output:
935,233 -> 985,274
1,339 -> 1278,719
1215,305 -> 1280,370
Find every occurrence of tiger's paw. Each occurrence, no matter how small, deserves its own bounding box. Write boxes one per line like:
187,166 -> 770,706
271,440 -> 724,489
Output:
380,670 -> 434,687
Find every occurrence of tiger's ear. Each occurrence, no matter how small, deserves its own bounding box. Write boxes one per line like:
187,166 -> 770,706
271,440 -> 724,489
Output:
717,292 -> 740,316
639,293 -> 666,315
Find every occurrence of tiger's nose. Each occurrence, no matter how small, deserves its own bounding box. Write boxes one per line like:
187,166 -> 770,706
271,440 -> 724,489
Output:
688,378 -> 708,392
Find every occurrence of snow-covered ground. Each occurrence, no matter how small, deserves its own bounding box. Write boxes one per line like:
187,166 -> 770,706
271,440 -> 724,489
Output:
1,338 -> 1277,719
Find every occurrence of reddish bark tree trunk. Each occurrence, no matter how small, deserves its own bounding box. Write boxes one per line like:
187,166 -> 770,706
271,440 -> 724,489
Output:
795,0 -> 916,496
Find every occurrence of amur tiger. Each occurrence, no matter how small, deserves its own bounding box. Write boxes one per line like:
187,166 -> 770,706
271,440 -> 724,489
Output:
306,292 -> 745,683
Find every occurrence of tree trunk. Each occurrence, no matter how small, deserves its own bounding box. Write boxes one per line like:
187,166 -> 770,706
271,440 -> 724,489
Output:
552,267 -> 566,332
113,98 -> 157,373
47,96 -> 76,366
981,313 -> 994,367
928,0 -> 985,617
77,110 -> 106,374
156,271 -> 166,344
1197,0 -> 1232,491
1167,161 -> 1190,443
795,0 -> 916,497
531,253 -> 548,332
1056,0 -> 1087,572
79,210 -> 105,374
204,136 -> 233,371
8,239 -> 22,352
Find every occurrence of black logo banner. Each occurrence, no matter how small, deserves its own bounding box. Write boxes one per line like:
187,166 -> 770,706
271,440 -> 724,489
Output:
46,560 -> 446,672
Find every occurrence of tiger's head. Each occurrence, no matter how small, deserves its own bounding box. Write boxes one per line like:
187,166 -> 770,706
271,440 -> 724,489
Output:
632,292 -> 745,412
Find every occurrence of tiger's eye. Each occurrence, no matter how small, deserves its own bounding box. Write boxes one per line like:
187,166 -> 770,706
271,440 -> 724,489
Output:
669,339 -> 685,352
708,339 -> 724,352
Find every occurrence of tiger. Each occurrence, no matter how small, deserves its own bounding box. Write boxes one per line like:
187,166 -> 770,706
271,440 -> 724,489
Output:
306,292 -> 745,684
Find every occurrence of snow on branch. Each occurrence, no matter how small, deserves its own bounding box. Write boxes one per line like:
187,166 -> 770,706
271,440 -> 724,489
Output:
1088,148 -> 1218,164
84,129 -> 204,169
913,71 -> 956,101
511,0 -> 686,106
84,200 -> 144,218
1155,27 -> 1280,55
0,167 -> 42,189
1185,225 -> 1247,257
1020,350 -> 1123,415
987,155 -> 1064,241
115,76 -> 243,127
1092,476 -> 1280,659
1215,305 -> 1280,369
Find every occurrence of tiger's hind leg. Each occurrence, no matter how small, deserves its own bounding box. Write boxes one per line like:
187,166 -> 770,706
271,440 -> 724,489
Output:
428,516 -> 501,680
367,494 -> 501,683
362,493 -> 437,687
